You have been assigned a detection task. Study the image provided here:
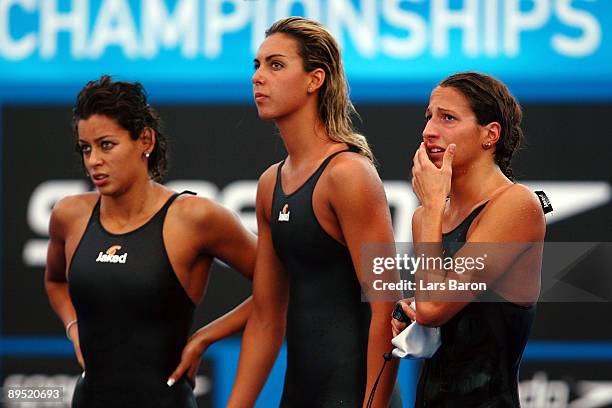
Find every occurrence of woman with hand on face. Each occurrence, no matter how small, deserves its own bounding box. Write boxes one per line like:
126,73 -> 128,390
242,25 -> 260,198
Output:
392,72 -> 546,407
44,76 -> 256,407
228,17 -> 402,408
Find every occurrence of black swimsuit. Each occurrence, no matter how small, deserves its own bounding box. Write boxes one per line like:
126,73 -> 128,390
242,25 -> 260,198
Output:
271,148 -> 402,407
68,192 -> 197,408
415,202 -> 536,408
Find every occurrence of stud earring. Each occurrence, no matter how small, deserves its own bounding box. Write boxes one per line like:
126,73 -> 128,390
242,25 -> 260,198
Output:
482,142 -> 491,149
308,87 -> 312,93
145,152 -> 150,158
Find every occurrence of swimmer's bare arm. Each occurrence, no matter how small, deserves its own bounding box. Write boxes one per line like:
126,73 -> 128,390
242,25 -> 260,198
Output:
44,196 -> 86,369
328,156 -> 400,408
412,185 -> 545,327
227,165 -> 289,408
168,196 -> 257,386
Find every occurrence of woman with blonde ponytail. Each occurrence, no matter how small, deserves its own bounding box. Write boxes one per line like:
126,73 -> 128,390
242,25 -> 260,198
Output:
228,16 -> 401,408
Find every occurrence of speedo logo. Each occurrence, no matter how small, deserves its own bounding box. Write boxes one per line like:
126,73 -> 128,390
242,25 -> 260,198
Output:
278,204 -> 290,222
95,245 -> 128,263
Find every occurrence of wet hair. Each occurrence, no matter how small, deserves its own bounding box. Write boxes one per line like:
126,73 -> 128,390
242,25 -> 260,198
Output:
439,72 -> 523,180
72,75 -> 167,181
265,17 -> 373,161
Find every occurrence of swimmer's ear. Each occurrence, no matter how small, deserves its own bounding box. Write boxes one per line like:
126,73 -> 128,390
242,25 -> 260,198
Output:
307,68 -> 325,94
483,122 -> 501,148
140,127 -> 156,154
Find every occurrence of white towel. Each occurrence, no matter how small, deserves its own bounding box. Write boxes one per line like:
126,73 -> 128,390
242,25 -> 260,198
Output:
391,303 -> 441,359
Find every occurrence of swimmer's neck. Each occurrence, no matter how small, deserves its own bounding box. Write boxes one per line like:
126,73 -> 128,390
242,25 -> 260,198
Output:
275,109 -> 340,166
99,178 -> 164,223
447,161 -> 511,214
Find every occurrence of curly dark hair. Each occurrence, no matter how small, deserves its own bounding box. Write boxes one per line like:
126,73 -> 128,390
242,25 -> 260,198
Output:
72,75 -> 168,181
439,72 -> 523,181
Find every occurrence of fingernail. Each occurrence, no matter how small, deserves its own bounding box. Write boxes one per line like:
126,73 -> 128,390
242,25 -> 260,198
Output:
449,144 -> 456,153
167,378 -> 175,387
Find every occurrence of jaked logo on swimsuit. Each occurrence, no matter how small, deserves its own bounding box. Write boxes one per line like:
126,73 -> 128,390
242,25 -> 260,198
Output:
278,204 -> 290,222
95,245 -> 128,263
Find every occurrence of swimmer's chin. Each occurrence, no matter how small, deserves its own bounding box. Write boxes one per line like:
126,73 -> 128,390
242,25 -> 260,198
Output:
255,110 -> 275,121
431,159 -> 443,169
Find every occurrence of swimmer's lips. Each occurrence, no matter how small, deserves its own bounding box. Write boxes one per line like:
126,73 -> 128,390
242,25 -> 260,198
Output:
426,144 -> 446,160
254,92 -> 268,103
92,173 -> 109,187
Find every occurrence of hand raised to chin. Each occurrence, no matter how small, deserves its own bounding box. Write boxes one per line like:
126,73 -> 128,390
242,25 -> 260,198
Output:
411,143 -> 456,211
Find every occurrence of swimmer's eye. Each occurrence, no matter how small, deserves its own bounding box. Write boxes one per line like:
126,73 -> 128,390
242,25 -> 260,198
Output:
253,62 -> 260,70
100,141 -> 115,151
79,144 -> 91,154
442,114 -> 456,122
424,114 -> 432,123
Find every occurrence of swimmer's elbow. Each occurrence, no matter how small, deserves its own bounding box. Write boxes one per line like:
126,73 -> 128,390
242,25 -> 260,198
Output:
415,302 -> 448,327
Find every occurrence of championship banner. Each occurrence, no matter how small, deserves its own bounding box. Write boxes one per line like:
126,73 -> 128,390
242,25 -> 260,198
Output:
1,0 -> 611,101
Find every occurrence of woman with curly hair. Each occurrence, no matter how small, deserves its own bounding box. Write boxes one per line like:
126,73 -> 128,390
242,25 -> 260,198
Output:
45,76 -> 256,407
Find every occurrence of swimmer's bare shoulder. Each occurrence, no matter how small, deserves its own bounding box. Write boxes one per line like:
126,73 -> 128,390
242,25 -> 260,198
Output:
469,184 -> 545,243
169,194 -> 231,231
50,193 -> 100,239
168,193 -> 255,252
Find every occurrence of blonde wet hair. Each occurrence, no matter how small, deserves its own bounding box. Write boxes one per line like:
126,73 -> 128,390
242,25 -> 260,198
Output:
266,16 -> 373,161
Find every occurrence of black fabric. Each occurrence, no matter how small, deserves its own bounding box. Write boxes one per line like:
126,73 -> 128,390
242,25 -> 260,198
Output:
415,202 -> 535,408
68,192 -> 197,408
271,147 -> 401,407
534,191 -> 553,214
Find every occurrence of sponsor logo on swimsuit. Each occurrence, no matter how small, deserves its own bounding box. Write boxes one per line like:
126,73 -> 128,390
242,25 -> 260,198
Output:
535,190 -> 553,214
278,204 -> 290,222
95,245 -> 128,263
